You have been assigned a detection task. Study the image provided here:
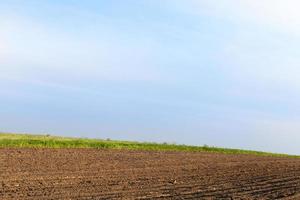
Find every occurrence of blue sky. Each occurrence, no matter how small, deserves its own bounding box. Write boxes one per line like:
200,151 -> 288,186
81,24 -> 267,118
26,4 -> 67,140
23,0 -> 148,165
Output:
1,0 -> 300,154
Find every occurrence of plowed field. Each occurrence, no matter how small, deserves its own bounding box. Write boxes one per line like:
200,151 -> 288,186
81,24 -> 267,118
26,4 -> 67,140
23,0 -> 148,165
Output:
1,148 -> 300,199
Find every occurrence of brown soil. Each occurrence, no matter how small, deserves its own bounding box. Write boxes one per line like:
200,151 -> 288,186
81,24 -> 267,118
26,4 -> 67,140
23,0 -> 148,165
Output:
1,148 -> 300,199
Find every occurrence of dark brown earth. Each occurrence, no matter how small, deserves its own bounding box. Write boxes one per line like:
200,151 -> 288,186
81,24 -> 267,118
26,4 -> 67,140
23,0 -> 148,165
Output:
1,148 -> 300,200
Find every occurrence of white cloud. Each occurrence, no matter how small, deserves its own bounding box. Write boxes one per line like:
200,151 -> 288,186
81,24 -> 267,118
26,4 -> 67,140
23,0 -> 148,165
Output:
219,32 -> 300,86
0,13 -> 161,83
181,0 -> 300,35
172,1 -> 300,90
231,0 -> 300,33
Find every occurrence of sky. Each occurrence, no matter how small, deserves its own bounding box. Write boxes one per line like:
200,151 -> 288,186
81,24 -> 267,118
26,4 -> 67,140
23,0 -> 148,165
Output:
1,0 -> 300,154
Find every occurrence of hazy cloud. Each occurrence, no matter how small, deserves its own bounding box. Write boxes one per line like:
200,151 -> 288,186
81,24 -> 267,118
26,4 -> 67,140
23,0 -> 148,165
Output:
181,0 -> 300,35
0,12 -> 161,83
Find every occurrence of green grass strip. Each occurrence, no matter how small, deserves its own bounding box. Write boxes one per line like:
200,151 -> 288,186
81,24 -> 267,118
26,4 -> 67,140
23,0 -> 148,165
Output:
0,132 -> 298,158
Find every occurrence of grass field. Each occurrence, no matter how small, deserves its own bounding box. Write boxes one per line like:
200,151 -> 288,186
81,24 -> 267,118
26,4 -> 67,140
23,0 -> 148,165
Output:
0,132 -> 298,157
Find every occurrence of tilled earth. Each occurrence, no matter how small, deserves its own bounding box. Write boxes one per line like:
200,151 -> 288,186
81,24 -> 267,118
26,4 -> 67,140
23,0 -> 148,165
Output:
1,148 -> 300,199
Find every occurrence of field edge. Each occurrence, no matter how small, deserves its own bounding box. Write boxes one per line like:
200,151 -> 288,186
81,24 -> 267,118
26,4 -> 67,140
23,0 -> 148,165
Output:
0,132 -> 298,158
